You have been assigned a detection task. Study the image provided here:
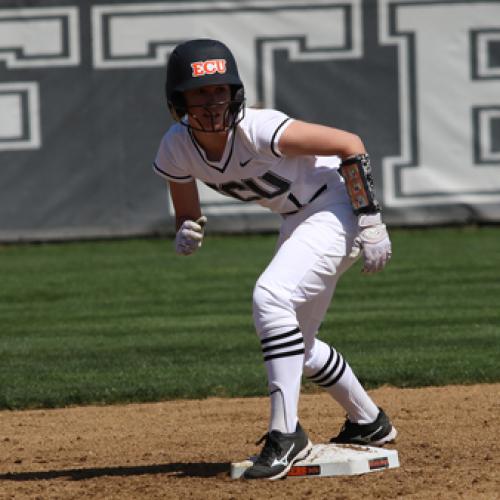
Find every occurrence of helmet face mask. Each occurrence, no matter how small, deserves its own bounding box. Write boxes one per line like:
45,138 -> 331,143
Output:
176,86 -> 244,133
165,39 -> 245,133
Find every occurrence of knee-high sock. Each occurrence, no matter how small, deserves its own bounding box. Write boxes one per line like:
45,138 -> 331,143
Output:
261,328 -> 305,433
303,339 -> 378,424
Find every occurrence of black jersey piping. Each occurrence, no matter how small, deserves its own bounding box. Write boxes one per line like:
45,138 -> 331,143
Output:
153,162 -> 192,180
281,183 -> 328,216
188,127 -> 237,174
270,118 -> 290,158
309,183 -> 327,202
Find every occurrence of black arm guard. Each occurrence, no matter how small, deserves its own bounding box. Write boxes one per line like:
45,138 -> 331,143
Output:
338,154 -> 381,215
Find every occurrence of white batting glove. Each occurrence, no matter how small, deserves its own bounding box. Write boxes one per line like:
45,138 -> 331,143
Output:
349,213 -> 392,274
175,216 -> 207,256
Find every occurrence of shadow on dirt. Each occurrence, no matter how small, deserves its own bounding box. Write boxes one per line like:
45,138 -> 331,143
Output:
0,462 -> 230,480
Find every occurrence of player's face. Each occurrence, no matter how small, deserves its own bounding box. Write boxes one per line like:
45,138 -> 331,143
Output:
184,84 -> 232,132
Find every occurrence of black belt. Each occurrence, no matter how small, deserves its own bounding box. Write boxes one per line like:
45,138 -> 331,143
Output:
281,184 -> 328,216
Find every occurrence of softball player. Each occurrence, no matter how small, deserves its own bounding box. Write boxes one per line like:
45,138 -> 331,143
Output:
154,39 -> 397,480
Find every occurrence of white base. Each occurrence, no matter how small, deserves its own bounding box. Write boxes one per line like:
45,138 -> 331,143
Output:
231,443 -> 399,479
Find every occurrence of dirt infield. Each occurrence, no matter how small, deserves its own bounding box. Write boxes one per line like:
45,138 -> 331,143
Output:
1,384 -> 498,499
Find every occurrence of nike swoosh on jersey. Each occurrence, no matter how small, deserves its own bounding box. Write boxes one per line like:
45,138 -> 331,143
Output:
271,443 -> 295,467
239,158 -> 252,167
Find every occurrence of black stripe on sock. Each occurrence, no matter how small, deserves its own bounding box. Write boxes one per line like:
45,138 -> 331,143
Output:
308,347 -> 334,381
314,352 -> 342,385
262,337 -> 304,353
264,348 -> 305,362
260,327 -> 301,345
321,358 -> 347,387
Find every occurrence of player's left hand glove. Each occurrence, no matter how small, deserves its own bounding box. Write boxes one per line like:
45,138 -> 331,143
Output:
349,213 -> 392,274
175,216 -> 207,256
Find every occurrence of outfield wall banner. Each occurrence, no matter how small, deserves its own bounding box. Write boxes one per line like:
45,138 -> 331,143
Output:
0,0 -> 499,241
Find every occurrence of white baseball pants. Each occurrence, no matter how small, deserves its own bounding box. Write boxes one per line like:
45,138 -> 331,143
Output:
252,195 -> 379,433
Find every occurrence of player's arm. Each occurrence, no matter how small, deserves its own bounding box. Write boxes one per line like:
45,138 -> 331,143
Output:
278,120 -> 366,160
168,180 -> 207,255
278,120 -> 379,214
169,180 -> 202,230
279,120 -> 391,274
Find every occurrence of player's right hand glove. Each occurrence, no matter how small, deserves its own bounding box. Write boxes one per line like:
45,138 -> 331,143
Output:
349,213 -> 392,274
175,216 -> 207,256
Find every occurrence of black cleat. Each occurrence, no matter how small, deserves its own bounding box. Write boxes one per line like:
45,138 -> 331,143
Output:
243,422 -> 313,480
330,408 -> 397,446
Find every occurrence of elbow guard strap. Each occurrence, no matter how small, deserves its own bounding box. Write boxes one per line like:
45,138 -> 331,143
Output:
339,153 -> 381,215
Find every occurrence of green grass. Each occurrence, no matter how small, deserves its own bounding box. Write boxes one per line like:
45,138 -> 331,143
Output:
0,227 -> 499,409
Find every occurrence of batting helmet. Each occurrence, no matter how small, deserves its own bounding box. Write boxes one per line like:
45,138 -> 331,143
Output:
165,39 -> 245,130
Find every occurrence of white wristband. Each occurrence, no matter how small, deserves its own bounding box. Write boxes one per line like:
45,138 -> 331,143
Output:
359,212 -> 382,228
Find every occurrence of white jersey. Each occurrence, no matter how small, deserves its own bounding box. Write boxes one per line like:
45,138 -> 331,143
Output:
153,108 -> 349,215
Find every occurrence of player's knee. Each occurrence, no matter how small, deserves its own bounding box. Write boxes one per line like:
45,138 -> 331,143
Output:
252,281 -> 280,319
252,280 -> 294,336
302,339 -> 331,377
302,351 -> 317,378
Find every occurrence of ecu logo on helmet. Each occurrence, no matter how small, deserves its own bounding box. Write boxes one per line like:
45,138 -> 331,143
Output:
191,59 -> 227,77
